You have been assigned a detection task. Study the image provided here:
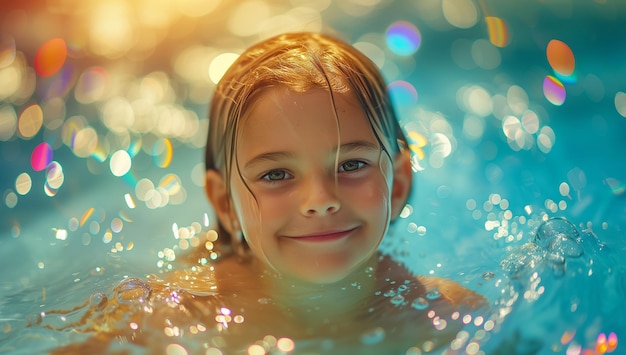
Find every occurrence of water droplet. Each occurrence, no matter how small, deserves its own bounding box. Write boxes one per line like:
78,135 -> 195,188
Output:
411,297 -> 429,310
390,294 -> 405,306
361,327 -> 385,345
397,284 -> 408,293
383,289 -> 396,297
535,218 -> 583,258
114,278 -> 151,304
482,271 -> 495,280
257,297 -> 270,304
426,288 -> 441,300
546,252 -> 565,265
535,217 -> 578,243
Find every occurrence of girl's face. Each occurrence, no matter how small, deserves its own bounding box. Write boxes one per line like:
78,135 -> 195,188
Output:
229,86 -> 404,283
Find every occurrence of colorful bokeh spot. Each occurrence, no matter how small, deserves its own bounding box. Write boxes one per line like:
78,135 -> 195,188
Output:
159,174 -> 182,195
31,142 -> 53,171
485,16 -> 509,47
407,130 -> 427,160
386,21 -> 421,56
128,137 -> 142,158
45,161 -> 64,196
595,332 -> 619,354
80,207 -> 95,227
152,138 -> 173,168
34,38 -> 67,77
546,39 -> 575,77
543,75 -> 566,106
388,80 -> 418,107
41,64 -> 77,100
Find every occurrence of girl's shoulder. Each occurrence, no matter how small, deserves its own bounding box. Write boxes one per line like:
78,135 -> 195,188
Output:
377,253 -> 487,310
416,275 -> 487,310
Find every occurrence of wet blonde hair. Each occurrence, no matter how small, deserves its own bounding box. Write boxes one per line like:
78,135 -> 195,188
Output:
205,32 -> 409,243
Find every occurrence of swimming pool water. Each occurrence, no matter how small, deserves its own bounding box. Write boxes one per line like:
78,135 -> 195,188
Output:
1,1 -> 625,354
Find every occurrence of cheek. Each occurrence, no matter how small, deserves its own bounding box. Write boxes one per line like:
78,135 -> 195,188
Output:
230,183 -> 287,237
343,176 -> 391,212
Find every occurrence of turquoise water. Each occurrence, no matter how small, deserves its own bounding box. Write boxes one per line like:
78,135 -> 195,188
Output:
1,1 -> 625,354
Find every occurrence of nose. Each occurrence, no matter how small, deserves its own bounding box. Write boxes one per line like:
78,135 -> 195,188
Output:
300,176 -> 341,217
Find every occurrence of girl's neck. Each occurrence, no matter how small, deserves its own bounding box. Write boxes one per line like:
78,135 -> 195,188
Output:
257,254 -> 380,324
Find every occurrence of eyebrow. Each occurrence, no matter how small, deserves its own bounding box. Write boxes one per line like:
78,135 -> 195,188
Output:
243,140 -> 380,170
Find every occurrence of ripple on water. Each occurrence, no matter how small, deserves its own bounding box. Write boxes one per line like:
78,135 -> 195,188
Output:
89,292 -> 108,311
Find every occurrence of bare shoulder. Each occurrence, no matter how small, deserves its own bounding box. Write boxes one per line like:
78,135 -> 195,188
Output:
416,275 -> 488,310
377,254 -> 488,310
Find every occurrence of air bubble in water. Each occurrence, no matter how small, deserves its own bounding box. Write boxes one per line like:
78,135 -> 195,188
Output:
361,327 -> 385,345
426,288 -> 441,300
390,294 -> 405,306
115,277 -> 151,304
411,297 -> 429,310
534,218 -> 583,258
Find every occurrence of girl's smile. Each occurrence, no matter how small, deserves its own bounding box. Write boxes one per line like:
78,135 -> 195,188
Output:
281,225 -> 360,242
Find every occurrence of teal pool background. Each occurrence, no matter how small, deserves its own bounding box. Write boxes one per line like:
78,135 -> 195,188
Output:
1,0 -> 625,353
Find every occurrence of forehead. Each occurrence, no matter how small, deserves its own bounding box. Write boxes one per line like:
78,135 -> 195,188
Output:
238,86 -> 378,151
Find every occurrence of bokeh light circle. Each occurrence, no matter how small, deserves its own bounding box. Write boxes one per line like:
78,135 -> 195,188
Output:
543,75 -> 566,106
442,0 -> 478,29
110,150 -> 132,177
159,173 -> 182,195
388,80 -> 418,107
18,104 -> 43,139
34,38 -> 67,77
72,127 -> 99,158
386,21 -> 421,56
209,53 -> 239,84
15,173 -> 32,195
546,39 -> 575,76
0,35 -> 17,68
0,105 -> 18,141
152,138 -> 173,168
615,92 -> 626,118
46,161 -> 64,189
75,67 -> 109,104
4,190 -> 18,208
485,17 -> 509,47
31,142 -> 53,171
135,178 -> 155,202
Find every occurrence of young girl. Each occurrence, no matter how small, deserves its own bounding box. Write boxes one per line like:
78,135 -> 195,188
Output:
46,32 -> 486,354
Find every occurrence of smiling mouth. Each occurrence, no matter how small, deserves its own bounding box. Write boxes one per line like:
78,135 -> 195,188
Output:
284,227 -> 359,243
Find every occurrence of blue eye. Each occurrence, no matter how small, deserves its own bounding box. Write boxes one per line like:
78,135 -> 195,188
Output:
339,160 -> 367,172
261,169 -> 292,181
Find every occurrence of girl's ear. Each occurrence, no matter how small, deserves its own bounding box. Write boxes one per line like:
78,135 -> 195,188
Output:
390,150 -> 413,221
205,170 -> 236,235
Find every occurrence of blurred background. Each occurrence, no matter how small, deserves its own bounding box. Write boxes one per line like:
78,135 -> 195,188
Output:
1,0 -> 625,352
1,0 -> 625,234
